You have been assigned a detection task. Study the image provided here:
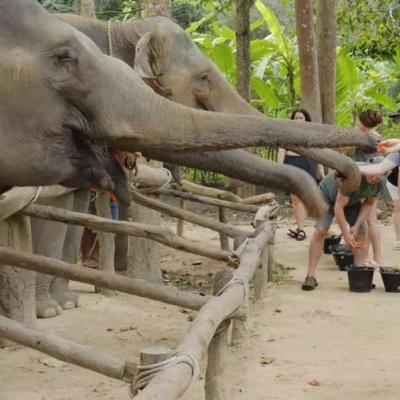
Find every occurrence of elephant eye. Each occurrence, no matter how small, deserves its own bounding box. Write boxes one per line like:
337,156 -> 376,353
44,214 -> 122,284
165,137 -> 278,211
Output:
55,47 -> 77,65
194,73 -> 211,93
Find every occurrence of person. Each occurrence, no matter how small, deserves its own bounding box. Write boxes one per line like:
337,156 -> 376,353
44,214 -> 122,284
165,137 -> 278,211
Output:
302,157 -> 387,291
277,109 -> 325,241
353,110 -> 383,266
360,136 -> 400,249
80,190 -> 119,267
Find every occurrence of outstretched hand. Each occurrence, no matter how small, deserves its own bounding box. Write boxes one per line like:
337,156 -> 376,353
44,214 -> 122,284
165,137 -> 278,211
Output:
378,138 -> 400,154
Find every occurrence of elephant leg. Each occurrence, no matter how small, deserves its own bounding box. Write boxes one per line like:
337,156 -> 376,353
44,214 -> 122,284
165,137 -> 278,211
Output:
32,193 -> 74,318
50,190 -> 90,309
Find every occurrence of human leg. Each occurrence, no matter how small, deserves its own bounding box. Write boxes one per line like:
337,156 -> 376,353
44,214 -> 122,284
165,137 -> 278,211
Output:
366,205 -> 381,265
387,181 -> 400,248
302,205 -> 333,290
344,203 -> 369,265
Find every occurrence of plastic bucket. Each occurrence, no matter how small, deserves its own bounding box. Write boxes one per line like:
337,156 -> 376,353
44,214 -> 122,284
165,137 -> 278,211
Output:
347,265 -> 375,293
329,245 -> 354,271
323,236 -> 342,254
380,267 -> 400,293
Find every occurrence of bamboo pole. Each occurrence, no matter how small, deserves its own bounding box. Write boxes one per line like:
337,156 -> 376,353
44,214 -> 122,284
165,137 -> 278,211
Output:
133,222 -> 275,400
131,191 -> 247,239
19,204 -> 231,262
159,189 -> 260,213
177,180 -> 243,203
0,315 -> 137,382
0,247 -> 208,311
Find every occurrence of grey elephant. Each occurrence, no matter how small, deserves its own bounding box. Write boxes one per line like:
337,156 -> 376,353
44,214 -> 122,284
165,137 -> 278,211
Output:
0,1 -> 377,318
57,13 -> 363,195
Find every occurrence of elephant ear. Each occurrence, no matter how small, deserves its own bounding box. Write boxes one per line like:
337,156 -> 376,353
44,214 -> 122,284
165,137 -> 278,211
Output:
134,32 -> 172,98
134,32 -> 157,79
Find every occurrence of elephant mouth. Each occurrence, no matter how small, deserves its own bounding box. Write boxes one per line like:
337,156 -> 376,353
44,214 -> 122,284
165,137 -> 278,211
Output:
63,128 -> 131,205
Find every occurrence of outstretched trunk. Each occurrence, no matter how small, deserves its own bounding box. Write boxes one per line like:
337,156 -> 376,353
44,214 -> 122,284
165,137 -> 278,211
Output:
146,149 -> 328,217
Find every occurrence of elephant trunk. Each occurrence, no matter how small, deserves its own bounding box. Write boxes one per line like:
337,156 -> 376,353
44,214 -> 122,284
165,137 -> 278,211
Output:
98,62 -> 378,153
144,149 -> 328,218
290,148 -> 361,192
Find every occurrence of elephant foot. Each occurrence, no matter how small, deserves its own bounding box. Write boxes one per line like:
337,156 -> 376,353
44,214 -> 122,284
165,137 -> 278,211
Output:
50,277 -> 80,310
36,297 -> 62,319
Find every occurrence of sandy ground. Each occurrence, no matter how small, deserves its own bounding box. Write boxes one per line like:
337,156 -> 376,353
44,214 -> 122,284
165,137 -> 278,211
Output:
1,211 -> 400,400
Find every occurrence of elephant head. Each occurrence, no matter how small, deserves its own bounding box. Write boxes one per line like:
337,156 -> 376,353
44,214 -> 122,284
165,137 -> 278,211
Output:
1,2 -> 377,216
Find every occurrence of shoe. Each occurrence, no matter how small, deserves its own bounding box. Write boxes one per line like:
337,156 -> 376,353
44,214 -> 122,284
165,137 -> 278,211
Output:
302,276 -> 318,291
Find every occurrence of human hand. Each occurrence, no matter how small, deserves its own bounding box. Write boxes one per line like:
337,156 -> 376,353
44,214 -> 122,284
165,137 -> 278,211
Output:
343,232 -> 357,249
378,139 -> 400,154
350,226 -> 359,238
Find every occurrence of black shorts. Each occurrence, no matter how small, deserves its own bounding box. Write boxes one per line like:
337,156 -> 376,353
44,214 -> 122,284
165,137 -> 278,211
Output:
283,155 -> 317,181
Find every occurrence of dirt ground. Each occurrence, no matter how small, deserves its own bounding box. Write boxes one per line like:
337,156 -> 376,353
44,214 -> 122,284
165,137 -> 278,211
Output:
2,210 -> 400,400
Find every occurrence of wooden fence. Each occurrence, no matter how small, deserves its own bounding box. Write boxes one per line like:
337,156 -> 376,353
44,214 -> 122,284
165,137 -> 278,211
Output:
0,183 -> 278,399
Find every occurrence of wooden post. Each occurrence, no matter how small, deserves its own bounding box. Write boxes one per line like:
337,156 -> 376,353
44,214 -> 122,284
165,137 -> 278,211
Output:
230,236 -> 248,345
95,191 -> 116,297
205,271 -> 231,399
0,215 -> 35,348
128,159 -> 162,284
176,199 -> 186,237
205,322 -> 229,400
114,201 -> 129,271
218,207 -> 230,251
268,236 -> 275,282
132,347 -> 173,396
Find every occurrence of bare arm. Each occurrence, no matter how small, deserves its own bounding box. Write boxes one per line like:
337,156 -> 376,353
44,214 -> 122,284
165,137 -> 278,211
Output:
317,163 -> 325,179
277,148 -> 286,164
359,158 -> 397,176
352,197 -> 379,234
334,192 -> 356,248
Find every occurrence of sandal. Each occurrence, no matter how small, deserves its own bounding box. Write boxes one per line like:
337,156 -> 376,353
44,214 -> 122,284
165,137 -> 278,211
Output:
302,276 -> 318,291
296,230 -> 307,241
287,228 -> 300,239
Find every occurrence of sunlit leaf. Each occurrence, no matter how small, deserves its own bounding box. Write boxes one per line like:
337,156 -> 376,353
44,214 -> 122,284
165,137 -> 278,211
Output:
251,76 -> 280,109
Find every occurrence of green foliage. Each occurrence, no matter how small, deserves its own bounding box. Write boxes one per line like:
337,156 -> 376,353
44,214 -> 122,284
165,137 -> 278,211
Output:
337,0 -> 400,60
37,0 -> 75,13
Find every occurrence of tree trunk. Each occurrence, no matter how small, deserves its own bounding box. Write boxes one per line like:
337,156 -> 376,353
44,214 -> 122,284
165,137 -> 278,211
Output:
294,0 -> 322,123
316,0 -> 337,125
0,215 -> 35,348
235,0 -> 256,198
75,0 -> 95,18
143,0 -> 171,18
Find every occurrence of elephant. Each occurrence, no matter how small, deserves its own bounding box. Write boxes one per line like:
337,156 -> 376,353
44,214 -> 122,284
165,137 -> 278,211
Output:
56,13 -> 365,197
0,1 -> 378,318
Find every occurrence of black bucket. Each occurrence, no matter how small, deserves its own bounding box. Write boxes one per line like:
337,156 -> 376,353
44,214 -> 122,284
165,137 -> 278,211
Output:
347,265 -> 375,293
323,235 -> 342,254
380,267 -> 400,293
329,245 -> 354,271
